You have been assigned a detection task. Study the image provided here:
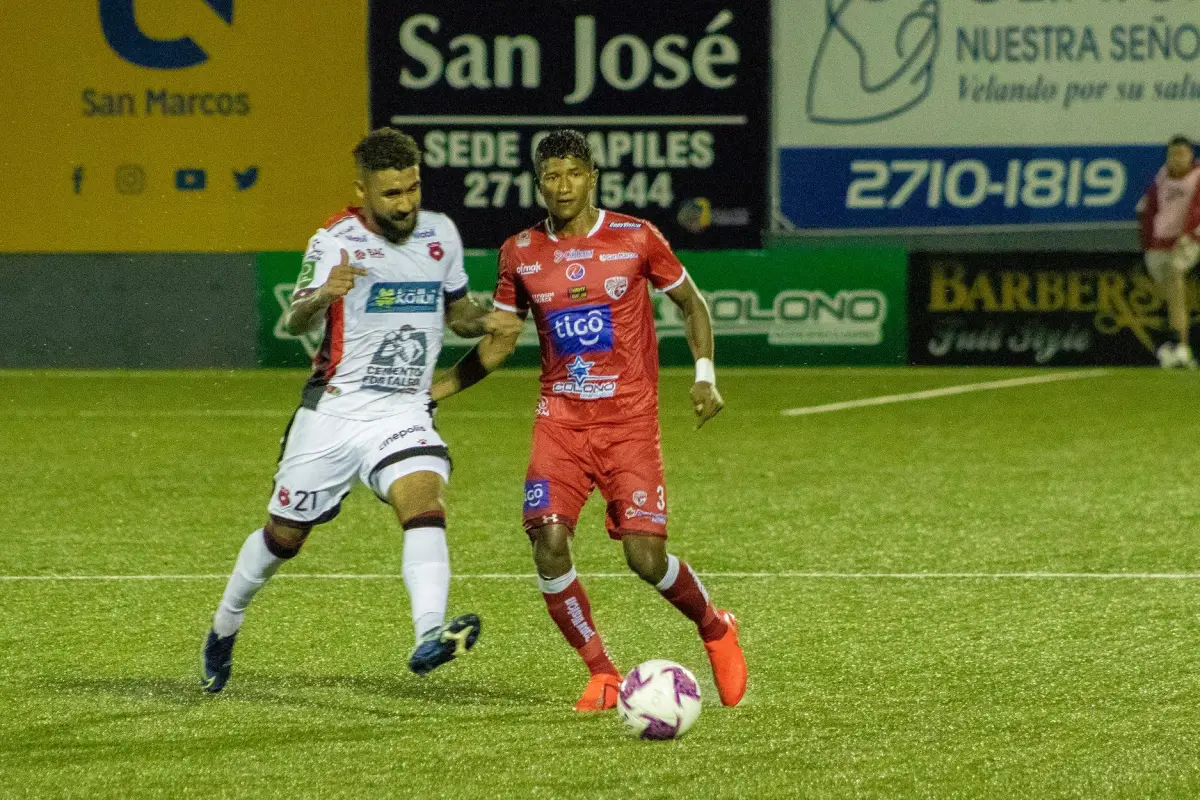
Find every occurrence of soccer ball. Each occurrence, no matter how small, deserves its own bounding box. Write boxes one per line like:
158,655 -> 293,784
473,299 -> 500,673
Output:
617,659 -> 702,740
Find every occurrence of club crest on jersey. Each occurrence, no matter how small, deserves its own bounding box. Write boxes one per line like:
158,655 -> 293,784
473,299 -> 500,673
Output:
554,249 -> 594,263
565,263 -> 586,281
632,490 -> 648,507
517,230 -> 532,247
604,277 -> 629,300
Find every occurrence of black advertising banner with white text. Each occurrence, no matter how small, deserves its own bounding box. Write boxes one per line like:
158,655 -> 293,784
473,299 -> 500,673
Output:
367,1 -> 768,249
908,252 -> 1199,366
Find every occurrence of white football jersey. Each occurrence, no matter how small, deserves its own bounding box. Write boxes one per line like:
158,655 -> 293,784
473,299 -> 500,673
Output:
292,208 -> 469,420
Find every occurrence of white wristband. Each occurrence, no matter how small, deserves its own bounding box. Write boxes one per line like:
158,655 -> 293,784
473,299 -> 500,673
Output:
695,357 -> 716,385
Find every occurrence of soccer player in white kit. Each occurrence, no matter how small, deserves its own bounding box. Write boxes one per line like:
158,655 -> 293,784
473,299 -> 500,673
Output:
201,129 -> 521,692
1138,134 -> 1200,368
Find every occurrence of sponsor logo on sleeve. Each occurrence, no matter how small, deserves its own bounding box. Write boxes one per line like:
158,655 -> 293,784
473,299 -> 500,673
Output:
366,282 -> 442,313
295,260 -> 316,291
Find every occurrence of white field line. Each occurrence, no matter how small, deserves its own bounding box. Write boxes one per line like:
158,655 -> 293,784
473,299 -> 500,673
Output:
4,571 -> 1200,582
781,369 -> 1109,417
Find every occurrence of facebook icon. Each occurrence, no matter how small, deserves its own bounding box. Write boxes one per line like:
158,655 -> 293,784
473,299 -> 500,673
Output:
176,168 -> 207,191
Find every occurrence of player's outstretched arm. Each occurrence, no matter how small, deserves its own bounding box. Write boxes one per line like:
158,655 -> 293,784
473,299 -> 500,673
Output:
666,275 -> 724,429
283,249 -> 367,335
430,310 -> 524,402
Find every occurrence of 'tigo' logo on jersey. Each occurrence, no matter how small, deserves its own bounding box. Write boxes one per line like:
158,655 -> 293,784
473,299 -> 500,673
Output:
524,479 -> 550,512
546,305 -> 613,356
366,282 -> 441,313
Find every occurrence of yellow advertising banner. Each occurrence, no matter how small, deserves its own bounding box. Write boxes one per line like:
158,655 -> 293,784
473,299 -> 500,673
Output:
0,1 -> 368,252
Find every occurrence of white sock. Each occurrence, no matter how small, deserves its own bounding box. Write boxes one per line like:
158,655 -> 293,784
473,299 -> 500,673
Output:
212,529 -> 286,638
655,555 -> 681,592
403,527 -> 450,638
537,566 -> 577,595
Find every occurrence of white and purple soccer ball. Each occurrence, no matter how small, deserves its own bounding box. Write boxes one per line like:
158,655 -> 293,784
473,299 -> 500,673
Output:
617,659 -> 702,740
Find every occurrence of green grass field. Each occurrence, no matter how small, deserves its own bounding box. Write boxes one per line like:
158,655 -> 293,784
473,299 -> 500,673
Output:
3,367 -> 1200,798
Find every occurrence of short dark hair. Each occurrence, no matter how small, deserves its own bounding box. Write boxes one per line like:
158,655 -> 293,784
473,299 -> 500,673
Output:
1169,134 -> 1193,150
354,128 -> 421,173
534,129 -> 594,174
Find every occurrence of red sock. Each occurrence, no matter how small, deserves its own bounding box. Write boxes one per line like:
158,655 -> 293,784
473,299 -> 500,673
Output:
659,558 -> 728,642
542,577 -> 618,676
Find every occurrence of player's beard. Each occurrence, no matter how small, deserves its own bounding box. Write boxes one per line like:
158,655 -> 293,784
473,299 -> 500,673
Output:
372,206 -> 419,244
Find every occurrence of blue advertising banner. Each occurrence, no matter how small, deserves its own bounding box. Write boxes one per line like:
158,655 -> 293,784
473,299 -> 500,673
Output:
774,0 -> 1200,230
780,145 -> 1164,229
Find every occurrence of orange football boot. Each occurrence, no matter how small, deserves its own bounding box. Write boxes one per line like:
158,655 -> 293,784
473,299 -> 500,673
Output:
703,610 -> 747,706
573,672 -> 620,712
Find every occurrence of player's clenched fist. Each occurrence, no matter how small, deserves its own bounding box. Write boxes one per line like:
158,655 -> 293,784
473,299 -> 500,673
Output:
691,381 -> 724,430
320,249 -> 369,299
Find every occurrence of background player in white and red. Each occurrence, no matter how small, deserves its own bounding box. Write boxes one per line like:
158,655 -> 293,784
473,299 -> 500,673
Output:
200,129 -> 521,693
432,130 -> 747,712
1137,134 -> 1200,368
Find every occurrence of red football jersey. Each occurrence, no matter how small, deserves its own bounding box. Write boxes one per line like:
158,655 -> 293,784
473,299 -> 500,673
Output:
494,210 -> 687,428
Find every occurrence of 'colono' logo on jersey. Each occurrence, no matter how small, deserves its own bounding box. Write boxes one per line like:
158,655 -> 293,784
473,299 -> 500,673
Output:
552,355 -> 618,400
547,304 -> 613,356
523,479 -> 550,512
565,263 -> 586,281
366,282 -> 441,313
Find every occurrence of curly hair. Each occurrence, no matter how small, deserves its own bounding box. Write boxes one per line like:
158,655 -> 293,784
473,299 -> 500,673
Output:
353,128 -> 421,173
534,129 -> 594,174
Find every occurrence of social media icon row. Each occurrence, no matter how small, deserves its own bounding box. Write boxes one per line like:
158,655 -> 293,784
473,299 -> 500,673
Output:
178,167 -> 259,191
72,165 -> 260,195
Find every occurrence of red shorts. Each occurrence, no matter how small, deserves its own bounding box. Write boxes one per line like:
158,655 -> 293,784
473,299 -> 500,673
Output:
522,418 -> 667,539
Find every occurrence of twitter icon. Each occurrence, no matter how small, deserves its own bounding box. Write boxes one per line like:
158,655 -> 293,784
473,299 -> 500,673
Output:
234,167 -> 259,191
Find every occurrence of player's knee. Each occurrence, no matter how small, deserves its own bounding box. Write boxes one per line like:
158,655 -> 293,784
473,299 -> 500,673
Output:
264,518 -> 311,559
387,471 -> 446,524
622,536 -> 667,584
531,524 -> 573,575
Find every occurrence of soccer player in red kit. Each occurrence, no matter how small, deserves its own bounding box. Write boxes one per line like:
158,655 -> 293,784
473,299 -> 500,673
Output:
432,130 -> 747,711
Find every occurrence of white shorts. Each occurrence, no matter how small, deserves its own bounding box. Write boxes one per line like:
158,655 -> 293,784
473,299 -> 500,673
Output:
267,406 -> 450,525
1146,247 -> 1199,283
